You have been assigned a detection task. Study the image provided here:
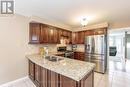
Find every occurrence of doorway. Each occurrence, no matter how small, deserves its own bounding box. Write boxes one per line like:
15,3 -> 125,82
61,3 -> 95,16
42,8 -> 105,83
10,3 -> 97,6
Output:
108,28 -> 130,72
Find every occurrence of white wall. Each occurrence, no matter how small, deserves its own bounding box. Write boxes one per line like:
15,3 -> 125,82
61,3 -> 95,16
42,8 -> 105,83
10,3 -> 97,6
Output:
0,14 -> 39,85
0,14 -> 72,85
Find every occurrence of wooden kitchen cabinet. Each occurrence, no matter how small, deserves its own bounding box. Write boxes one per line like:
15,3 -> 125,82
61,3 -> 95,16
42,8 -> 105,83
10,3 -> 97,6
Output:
67,31 -> 72,44
72,31 -> 85,44
41,67 -> 48,87
40,24 -> 49,43
34,64 -> 41,87
28,60 -> 94,87
29,23 -> 72,44
60,29 -> 72,44
41,25 -> 58,44
52,28 -> 58,43
84,30 -> 94,36
29,23 -> 42,44
74,52 -> 85,61
29,60 -> 35,80
62,30 -> 68,36
81,71 -> 94,87
94,28 -> 107,35
60,75 -> 77,87
29,61 -> 41,87
72,32 -> 78,44
48,70 -> 59,87
84,28 -> 107,36
57,28 -> 63,44
78,31 -> 85,44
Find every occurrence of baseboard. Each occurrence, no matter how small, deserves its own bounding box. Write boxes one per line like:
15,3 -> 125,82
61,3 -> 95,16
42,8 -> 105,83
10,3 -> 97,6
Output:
0,76 -> 28,87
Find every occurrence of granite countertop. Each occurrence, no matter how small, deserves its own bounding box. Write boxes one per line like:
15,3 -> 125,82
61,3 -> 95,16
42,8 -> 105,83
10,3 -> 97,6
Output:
26,54 -> 95,81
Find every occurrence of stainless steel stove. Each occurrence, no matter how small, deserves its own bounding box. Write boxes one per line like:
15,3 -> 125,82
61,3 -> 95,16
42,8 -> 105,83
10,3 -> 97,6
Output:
57,46 -> 74,59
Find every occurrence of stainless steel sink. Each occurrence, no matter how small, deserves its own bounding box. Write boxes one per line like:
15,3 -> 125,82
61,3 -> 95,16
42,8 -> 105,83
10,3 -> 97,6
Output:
45,56 -> 63,62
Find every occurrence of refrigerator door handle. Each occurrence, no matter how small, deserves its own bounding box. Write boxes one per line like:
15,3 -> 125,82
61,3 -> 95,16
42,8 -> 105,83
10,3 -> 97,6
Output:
87,44 -> 90,51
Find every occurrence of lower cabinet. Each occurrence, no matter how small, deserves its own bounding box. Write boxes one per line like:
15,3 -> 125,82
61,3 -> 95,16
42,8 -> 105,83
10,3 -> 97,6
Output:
80,71 -> 94,87
60,75 -> 77,87
34,64 -> 41,87
41,67 -> 48,87
29,60 -> 94,87
29,60 -> 41,87
29,61 -> 35,80
48,71 -> 59,87
74,52 -> 85,61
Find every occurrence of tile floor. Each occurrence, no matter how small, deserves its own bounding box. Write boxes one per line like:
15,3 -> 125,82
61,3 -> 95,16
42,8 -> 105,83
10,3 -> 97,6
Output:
95,60 -> 130,87
1,60 -> 130,87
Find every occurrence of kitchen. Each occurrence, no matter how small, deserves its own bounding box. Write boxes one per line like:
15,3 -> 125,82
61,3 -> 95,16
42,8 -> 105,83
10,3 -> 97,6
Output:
25,22 -> 107,87
0,0 -> 130,87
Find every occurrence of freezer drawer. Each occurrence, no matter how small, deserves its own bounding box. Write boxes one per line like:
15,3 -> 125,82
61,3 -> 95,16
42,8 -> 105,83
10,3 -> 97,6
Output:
90,60 -> 106,73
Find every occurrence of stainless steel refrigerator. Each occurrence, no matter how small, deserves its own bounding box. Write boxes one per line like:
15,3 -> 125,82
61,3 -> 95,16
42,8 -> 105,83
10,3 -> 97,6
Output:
85,35 -> 107,73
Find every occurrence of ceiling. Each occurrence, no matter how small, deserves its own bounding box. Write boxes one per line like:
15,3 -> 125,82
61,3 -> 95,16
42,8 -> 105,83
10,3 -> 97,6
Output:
15,0 -> 130,28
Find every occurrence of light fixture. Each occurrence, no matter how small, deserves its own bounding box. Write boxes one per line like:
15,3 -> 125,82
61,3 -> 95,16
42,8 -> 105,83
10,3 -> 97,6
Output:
81,18 -> 88,27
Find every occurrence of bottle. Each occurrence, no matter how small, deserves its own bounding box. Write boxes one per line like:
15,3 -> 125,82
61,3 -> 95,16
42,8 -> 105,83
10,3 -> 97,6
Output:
44,46 -> 49,57
39,47 -> 44,56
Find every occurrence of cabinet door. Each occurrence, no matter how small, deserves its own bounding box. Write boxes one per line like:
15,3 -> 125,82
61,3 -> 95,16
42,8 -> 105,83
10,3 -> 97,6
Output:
78,31 -> 85,44
35,64 -> 41,87
79,52 -> 85,61
84,30 -> 94,36
57,29 -> 63,44
67,31 -> 72,44
47,26 -> 57,43
72,32 -> 75,44
81,71 -> 94,87
74,52 -> 85,61
29,23 -> 41,44
41,68 -> 48,87
60,75 -> 77,87
41,25 -> 49,43
53,28 -> 58,43
72,32 -> 78,44
62,30 -> 68,36
74,52 -> 79,60
48,71 -> 59,87
29,60 -> 35,80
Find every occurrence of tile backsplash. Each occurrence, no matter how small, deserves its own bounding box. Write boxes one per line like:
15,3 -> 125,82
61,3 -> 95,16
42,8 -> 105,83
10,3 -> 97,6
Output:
31,44 -> 72,53
76,44 -> 85,52
28,44 -> 85,54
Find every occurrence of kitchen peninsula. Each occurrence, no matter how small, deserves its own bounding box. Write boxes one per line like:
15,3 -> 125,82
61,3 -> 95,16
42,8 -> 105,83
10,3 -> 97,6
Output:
26,54 -> 95,87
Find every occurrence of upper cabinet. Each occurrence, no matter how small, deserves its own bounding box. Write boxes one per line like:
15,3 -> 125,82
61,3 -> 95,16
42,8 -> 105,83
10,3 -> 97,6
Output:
29,23 -> 42,44
84,30 -> 94,36
72,32 -> 78,44
29,23 -> 107,44
94,28 -> 107,35
84,28 -> 107,36
72,31 -> 86,44
40,24 -> 49,43
72,28 -> 107,44
78,31 -> 85,44
29,23 -> 72,44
